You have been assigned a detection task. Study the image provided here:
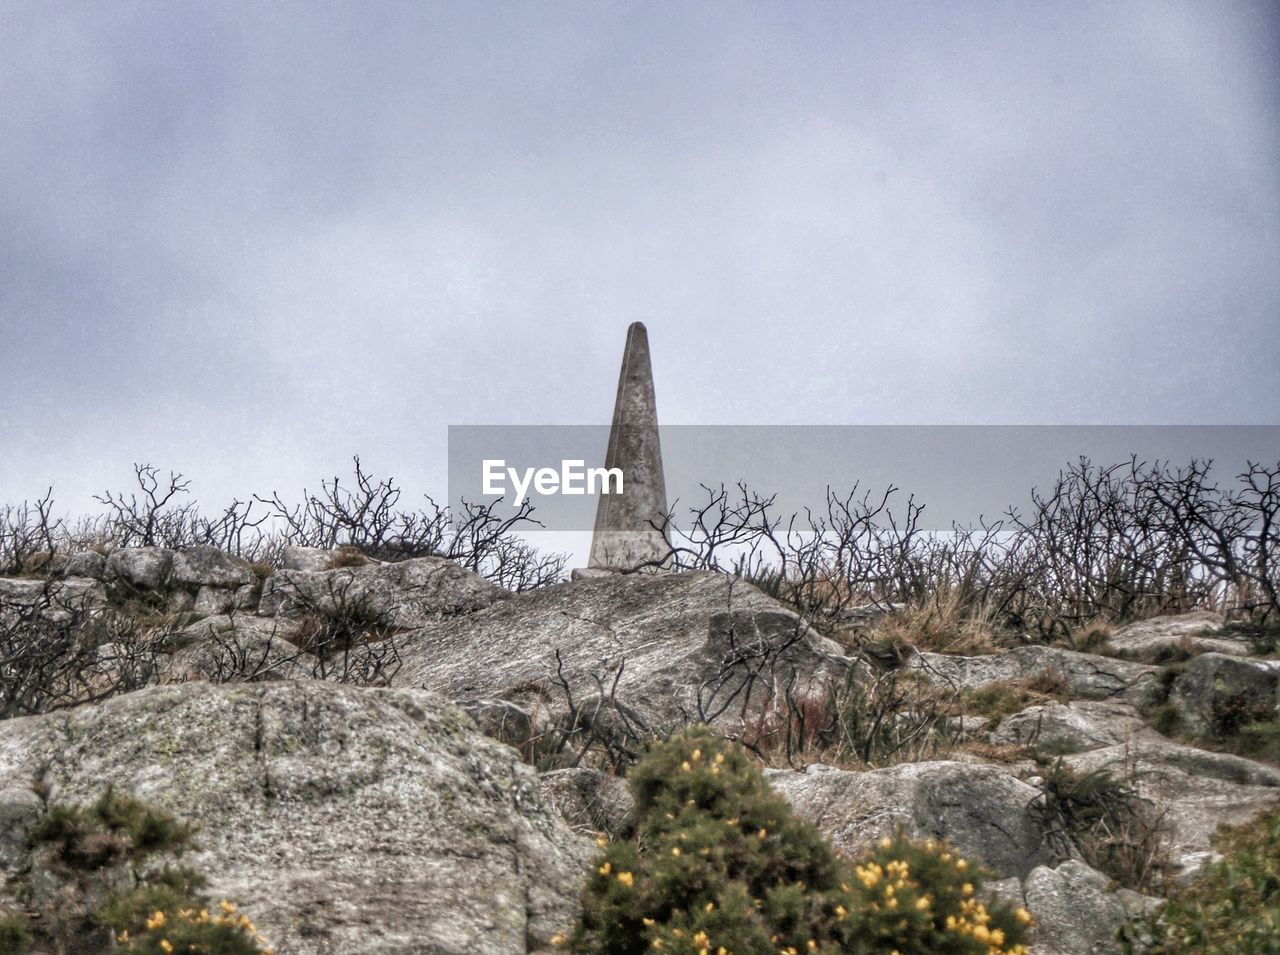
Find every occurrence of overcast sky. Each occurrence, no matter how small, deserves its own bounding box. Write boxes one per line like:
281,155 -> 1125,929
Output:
2,1 -> 1278,521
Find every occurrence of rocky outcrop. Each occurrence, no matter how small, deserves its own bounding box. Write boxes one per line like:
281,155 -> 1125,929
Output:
0,576 -> 106,622
0,682 -> 592,955
1165,652 -> 1280,740
908,645 -> 1161,706
990,700 -> 1154,752
767,761 -> 1058,880
1020,860 -> 1157,955
396,571 -> 851,732
1107,610 -> 1252,658
1062,736 -> 1280,876
258,555 -> 507,627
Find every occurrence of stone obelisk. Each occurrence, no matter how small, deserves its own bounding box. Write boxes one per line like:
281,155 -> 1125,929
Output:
587,322 -> 670,571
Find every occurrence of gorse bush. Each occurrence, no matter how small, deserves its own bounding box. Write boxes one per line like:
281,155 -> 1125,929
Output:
1122,804 -> 1280,954
6,789 -> 273,955
558,726 -> 1032,954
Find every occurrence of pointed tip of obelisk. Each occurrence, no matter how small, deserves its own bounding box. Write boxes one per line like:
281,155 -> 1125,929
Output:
626,320 -> 648,340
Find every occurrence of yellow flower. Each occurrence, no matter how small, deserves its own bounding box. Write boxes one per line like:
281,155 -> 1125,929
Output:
691,748 -> 702,762
617,871 -> 635,887
159,941 -> 173,954
681,761 -> 692,772
145,911 -> 166,930
219,899 -> 238,914
705,901 -> 715,913
550,933 -> 567,946
596,837 -> 608,847
672,846 -> 682,857
599,862 -> 612,876
1015,907 -> 1033,925
715,752 -> 725,764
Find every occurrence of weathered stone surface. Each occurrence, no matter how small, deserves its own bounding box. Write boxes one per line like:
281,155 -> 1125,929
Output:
165,613 -> 304,651
588,321 -> 670,571
258,556 -> 506,627
192,583 -> 258,617
396,571 -> 849,733
104,546 -> 174,591
991,700 -> 1154,752
281,546 -> 334,572
0,682 -> 592,955
1022,860 -> 1156,955
539,768 -> 634,837
459,698 -> 554,752
767,761 -> 1058,880
169,545 -> 257,589
1063,737 -> 1280,876
908,646 -> 1160,706
0,785 -> 42,869
1167,652 -> 1280,739
1107,610 -> 1248,658
164,629 -> 308,683
0,576 -> 107,622
48,550 -> 107,580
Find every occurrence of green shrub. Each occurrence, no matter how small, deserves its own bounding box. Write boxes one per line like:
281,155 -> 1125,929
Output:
558,726 -> 1032,954
1235,717 -> 1280,763
30,787 -> 198,867
16,789 -> 273,955
0,915 -> 30,955
1122,804 -> 1280,953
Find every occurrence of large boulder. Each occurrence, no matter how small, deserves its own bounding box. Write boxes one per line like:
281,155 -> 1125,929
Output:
0,682 -> 592,954
258,556 -> 507,627
1107,610 -> 1249,659
1166,652 -> 1280,740
907,646 -> 1160,706
767,761 -> 1058,880
0,576 -> 106,623
48,550 -> 108,580
395,571 -> 851,734
1021,860 -> 1157,955
1062,736 -> 1280,877
991,700 -> 1154,753
104,546 -> 174,591
169,545 -> 257,589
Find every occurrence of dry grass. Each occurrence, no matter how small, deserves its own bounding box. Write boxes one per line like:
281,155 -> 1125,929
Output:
868,588 -> 1001,656
962,672 -> 1069,730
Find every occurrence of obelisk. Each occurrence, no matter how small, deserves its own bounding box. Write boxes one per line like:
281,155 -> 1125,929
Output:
587,322 -> 670,570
